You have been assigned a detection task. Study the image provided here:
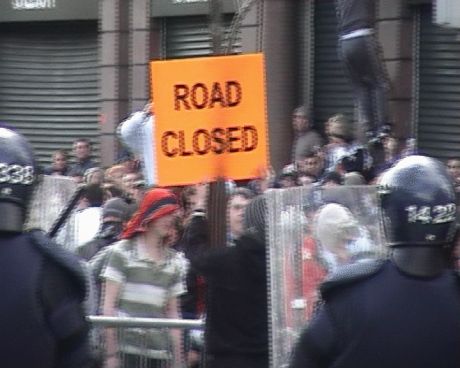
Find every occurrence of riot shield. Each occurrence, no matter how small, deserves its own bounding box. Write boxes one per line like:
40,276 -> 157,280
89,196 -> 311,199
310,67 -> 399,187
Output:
266,185 -> 386,368
25,175 -> 79,251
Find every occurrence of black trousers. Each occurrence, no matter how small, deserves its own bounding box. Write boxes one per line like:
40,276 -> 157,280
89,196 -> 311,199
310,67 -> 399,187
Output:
338,34 -> 390,142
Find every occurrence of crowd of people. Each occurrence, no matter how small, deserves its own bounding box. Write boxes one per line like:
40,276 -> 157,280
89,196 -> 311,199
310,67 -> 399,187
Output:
2,109 -> 460,368
3,0 -> 457,366
34,102 -> 460,368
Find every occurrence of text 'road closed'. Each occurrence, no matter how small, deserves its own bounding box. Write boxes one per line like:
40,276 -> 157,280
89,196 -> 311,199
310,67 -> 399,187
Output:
161,125 -> 258,157
151,53 -> 268,185
174,81 -> 242,110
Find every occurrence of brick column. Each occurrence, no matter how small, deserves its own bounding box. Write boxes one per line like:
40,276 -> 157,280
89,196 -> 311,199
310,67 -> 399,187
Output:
378,0 -> 414,138
261,0 -> 298,171
99,0 -> 130,166
238,1 -> 262,53
129,0 -> 153,112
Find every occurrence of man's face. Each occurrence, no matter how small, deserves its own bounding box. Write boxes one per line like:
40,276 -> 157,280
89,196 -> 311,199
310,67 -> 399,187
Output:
228,194 -> 251,239
447,160 -> 460,182
279,176 -> 297,188
122,173 -> 138,190
88,170 -> 104,185
301,156 -> 321,177
53,153 -> 67,170
292,112 -> 309,133
73,141 -> 91,161
108,167 -> 127,187
384,136 -> 398,153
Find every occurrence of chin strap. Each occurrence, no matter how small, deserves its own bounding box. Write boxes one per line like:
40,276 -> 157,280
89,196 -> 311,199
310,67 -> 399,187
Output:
391,246 -> 450,277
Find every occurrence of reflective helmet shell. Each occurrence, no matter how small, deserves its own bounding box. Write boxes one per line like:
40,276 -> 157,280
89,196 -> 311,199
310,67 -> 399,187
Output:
379,155 -> 457,247
0,127 -> 37,231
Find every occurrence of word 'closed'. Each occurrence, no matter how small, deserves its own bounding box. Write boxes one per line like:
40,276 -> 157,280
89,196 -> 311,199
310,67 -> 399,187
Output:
174,81 -> 242,110
161,125 -> 258,157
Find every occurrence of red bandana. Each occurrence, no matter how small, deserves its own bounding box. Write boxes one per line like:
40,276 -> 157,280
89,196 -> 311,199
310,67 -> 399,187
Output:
121,188 -> 179,239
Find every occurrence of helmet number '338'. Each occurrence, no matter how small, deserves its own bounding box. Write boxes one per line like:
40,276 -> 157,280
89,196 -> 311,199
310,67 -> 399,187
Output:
0,164 -> 34,185
405,204 -> 456,224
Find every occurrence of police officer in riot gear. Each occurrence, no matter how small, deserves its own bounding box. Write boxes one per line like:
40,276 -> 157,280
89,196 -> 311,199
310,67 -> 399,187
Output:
0,126 -> 91,368
289,155 -> 460,368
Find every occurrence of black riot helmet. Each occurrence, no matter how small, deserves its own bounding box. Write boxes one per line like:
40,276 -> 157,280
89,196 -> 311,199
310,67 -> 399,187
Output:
379,155 -> 457,277
0,126 -> 38,232
379,155 -> 457,247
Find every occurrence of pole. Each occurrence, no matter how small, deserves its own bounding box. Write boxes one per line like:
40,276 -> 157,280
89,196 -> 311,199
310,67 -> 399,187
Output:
209,0 -> 224,55
207,0 -> 228,248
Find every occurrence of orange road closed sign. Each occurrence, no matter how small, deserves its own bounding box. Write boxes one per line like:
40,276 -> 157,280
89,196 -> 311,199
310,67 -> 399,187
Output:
150,53 -> 268,187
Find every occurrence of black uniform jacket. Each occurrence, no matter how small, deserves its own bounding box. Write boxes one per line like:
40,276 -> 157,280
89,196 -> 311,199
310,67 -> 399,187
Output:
290,259 -> 460,368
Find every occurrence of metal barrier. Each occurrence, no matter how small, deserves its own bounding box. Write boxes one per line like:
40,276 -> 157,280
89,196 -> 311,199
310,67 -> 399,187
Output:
88,316 -> 205,368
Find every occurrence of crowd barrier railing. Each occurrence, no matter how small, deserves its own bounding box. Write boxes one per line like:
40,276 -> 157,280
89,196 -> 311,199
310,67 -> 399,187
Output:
88,316 -> 205,368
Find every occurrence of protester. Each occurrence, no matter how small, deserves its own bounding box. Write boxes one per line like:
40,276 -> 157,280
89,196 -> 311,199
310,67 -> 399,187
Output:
296,150 -> 323,180
335,0 -> 391,144
191,195 -> 269,368
297,173 -> 318,186
100,188 -> 185,368
68,138 -> 98,182
130,179 -> 147,205
76,197 -> 132,261
247,166 -> 276,195
118,102 -> 156,186
343,171 -> 366,185
74,183 -> 104,248
323,114 -> 361,173
277,165 -> 298,188
102,182 -> 126,202
291,106 -> 323,162
117,152 -> 141,175
43,149 -> 70,176
105,164 -> 128,188
314,203 -> 360,271
122,172 -> 144,204
447,157 -> 460,192
84,167 -> 105,185
227,187 -> 255,246
321,171 -> 343,187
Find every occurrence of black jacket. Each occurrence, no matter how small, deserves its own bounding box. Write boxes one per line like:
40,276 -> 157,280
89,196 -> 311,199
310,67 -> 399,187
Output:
0,231 -> 90,368
290,259 -> 460,368
68,158 -> 97,177
191,233 -> 268,358
335,0 -> 375,35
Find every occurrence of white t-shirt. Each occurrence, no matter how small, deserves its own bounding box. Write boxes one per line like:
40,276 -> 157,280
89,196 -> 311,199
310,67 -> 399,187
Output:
74,207 -> 102,248
118,111 -> 157,186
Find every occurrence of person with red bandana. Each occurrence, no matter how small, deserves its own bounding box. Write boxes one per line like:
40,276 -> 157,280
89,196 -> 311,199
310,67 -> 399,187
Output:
100,188 -> 186,368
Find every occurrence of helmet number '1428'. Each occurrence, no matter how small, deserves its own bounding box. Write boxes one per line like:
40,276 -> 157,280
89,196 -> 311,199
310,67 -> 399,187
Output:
0,164 -> 34,185
405,204 -> 456,224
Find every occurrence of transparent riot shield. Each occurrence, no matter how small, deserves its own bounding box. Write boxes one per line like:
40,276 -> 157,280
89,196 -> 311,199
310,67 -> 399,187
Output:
266,185 -> 386,368
25,175 -> 79,251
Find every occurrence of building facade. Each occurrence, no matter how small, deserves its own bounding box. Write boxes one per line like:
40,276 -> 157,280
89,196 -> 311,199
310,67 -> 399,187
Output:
0,0 -> 458,170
